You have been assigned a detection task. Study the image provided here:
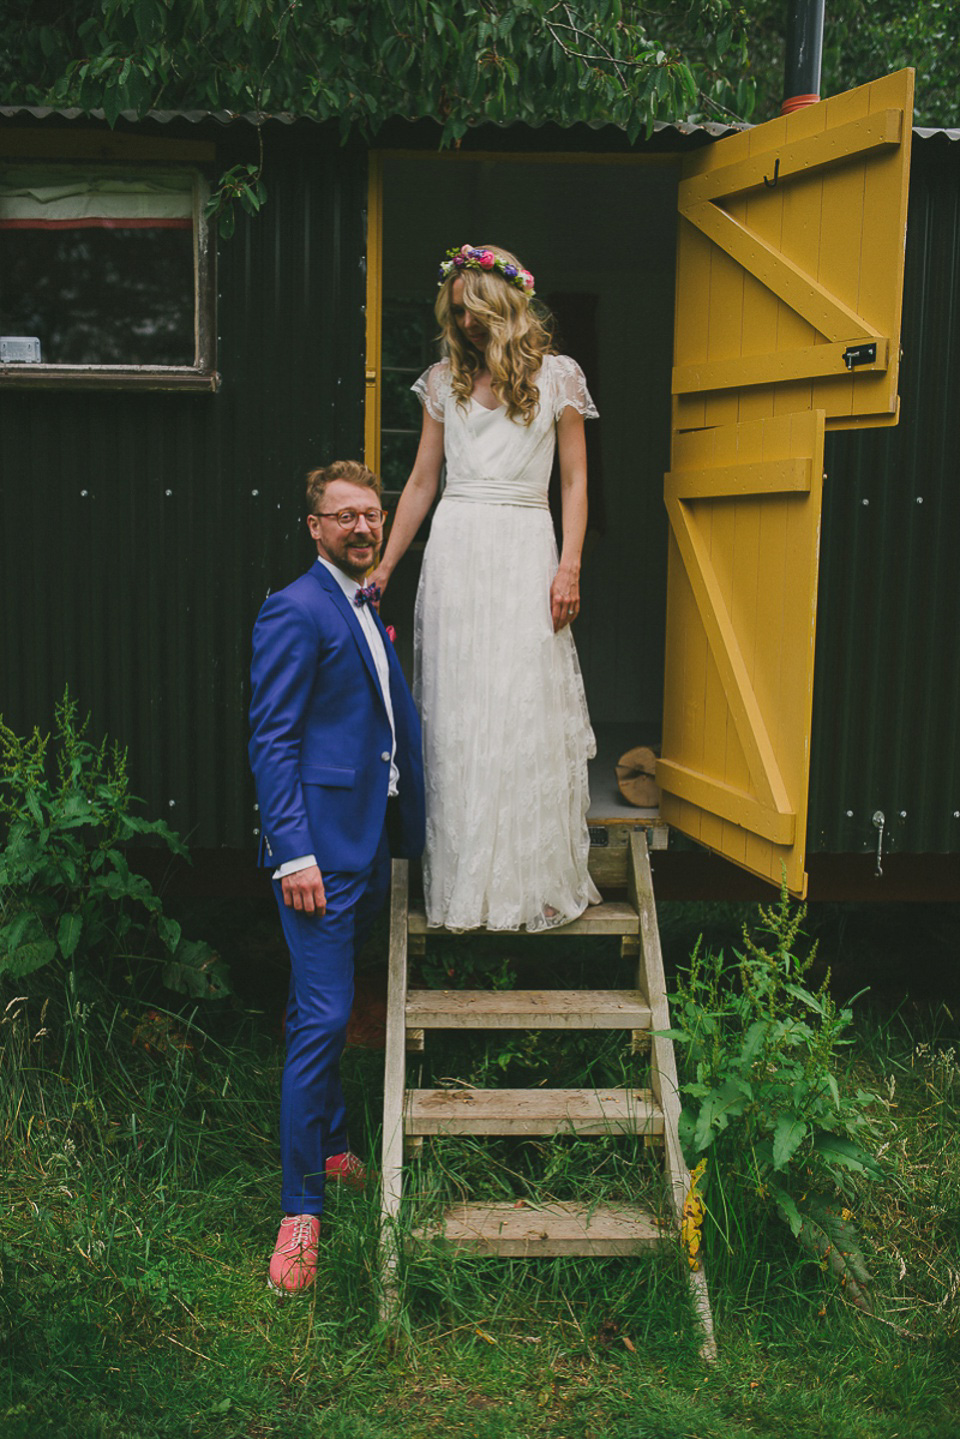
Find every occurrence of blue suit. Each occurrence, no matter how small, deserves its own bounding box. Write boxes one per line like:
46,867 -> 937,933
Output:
249,560 -> 424,1215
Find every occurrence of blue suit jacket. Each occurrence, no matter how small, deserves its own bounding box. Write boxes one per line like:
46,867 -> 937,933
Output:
248,561 -> 425,873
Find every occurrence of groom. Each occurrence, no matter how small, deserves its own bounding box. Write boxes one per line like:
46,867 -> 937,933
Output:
248,459 -> 425,1294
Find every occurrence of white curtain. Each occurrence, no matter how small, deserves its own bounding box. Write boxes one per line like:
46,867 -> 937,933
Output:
0,169 -> 194,226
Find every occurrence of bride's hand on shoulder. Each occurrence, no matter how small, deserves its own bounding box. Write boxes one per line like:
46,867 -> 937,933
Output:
550,564 -> 581,632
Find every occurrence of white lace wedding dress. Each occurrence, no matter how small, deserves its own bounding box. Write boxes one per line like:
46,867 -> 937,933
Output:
412,353 -> 602,932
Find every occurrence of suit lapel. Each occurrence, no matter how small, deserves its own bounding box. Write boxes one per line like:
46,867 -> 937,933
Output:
309,562 -> 385,707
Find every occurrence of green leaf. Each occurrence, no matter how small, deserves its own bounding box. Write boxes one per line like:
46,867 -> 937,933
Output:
0,938 -> 57,979
677,1107 -> 697,1163
772,1186 -> 804,1238
1,909 -> 42,953
738,1019 -> 768,1067
772,1112 -> 808,1170
57,912 -> 83,959
693,1078 -> 750,1151
158,915 -> 182,954
793,1196 -> 874,1313
163,938 -> 231,1000
812,1131 -> 883,1180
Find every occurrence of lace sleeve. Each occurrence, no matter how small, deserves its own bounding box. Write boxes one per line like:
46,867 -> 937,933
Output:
549,354 -> 599,421
411,360 -> 450,423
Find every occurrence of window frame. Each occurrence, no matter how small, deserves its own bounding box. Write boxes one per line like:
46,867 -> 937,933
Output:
0,127 -> 218,392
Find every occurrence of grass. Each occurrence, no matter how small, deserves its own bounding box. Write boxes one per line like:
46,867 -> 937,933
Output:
1,900 -> 959,1438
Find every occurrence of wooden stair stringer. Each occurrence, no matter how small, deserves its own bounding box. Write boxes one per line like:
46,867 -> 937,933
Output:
629,829 -> 717,1363
379,857 -> 410,1300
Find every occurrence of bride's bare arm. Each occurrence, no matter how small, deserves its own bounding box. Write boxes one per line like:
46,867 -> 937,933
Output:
370,410 -> 445,595
551,406 -> 588,632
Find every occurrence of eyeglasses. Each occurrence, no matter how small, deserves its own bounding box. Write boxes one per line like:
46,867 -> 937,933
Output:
313,508 -> 387,530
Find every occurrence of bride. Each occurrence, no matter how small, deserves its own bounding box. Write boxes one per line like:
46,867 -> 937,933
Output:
370,243 -> 601,931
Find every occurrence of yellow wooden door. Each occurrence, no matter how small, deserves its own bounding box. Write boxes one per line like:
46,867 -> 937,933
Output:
658,410 -> 825,896
659,70 -> 914,895
673,69 -> 914,434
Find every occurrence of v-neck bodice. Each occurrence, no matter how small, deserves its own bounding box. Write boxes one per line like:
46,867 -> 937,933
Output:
412,354 -> 598,510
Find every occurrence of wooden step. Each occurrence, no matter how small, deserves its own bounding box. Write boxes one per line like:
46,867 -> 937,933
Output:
416,1199 -> 664,1256
407,900 -> 640,938
406,988 -> 652,1031
405,1086 -> 663,1137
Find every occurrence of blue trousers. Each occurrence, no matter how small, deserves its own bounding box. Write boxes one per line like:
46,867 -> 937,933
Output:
272,826 -> 390,1216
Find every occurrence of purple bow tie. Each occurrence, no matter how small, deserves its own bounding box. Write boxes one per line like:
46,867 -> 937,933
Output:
354,582 -> 381,609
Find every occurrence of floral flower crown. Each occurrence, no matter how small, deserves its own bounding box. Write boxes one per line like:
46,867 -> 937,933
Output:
437,244 -> 535,298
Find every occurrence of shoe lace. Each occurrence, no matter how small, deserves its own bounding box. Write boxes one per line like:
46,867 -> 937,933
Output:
285,1215 -> 317,1250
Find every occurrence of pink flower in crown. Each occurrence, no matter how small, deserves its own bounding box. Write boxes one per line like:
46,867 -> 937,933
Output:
478,250 -> 495,269
459,243 -> 474,256
521,269 -> 535,292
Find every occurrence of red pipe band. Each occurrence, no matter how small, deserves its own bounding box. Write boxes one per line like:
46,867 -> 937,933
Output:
781,93 -> 820,114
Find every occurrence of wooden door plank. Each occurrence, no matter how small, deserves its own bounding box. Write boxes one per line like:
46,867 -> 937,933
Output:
663,485 -> 793,817
695,436 -> 730,857
813,81 -> 869,424
659,410 -> 824,894
679,109 -> 901,208
656,759 -> 795,844
682,201 -> 883,342
673,70 -> 913,430
852,69 -> 914,422
673,340 -> 888,396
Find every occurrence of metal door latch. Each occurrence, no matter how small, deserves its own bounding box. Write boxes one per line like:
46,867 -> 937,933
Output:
843,343 -> 877,370
872,810 -> 885,878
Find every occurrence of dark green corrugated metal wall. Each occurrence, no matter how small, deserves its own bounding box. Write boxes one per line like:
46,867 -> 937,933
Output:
809,136 -> 960,857
0,120 -> 369,850
3,115 -> 958,862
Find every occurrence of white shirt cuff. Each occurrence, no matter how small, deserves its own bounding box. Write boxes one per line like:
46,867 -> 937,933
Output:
272,854 -> 318,880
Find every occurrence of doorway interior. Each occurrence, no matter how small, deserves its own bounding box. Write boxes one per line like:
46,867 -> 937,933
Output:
377,152 -> 681,818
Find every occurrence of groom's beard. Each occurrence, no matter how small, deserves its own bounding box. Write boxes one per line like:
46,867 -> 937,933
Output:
337,536 -> 380,580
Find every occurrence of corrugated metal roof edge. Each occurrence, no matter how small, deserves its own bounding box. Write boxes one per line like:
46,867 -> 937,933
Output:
1,103 -> 957,143
0,102 -> 742,140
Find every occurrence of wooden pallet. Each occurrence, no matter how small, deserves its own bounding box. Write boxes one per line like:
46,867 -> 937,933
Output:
379,829 -> 716,1360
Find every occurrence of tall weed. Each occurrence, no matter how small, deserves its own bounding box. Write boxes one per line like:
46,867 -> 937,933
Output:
669,886 -> 882,1310
0,690 -> 229,999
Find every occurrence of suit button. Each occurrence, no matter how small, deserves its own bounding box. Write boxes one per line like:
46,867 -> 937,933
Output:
381,751 -> 390,762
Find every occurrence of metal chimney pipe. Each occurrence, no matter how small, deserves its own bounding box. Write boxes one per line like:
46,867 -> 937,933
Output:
781,0 -> 825,113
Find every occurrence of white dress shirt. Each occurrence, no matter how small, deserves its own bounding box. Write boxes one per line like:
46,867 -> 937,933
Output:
273,556 -> 399,880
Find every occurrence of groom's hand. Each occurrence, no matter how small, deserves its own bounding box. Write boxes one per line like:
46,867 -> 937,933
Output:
282,865 -> 327,915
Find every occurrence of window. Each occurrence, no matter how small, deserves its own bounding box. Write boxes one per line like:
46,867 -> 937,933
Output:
380,297 -> 436,499
0,164 -> 216,390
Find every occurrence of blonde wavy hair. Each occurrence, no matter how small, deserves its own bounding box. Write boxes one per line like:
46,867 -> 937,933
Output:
435,245 -> 554,425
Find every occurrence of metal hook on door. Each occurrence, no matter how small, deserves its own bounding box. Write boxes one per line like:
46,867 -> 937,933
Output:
763,158 -> 781,188
872,810 -> 885,879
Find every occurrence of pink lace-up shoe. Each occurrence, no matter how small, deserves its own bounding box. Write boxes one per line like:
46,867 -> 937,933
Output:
325,1151 -> 368,1189
268,1214 -> 321,1294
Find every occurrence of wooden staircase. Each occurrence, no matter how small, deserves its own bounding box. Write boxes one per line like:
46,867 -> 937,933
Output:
379,829 -> 715,1357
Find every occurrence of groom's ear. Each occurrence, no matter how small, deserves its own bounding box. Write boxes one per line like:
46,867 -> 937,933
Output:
307,514 -> 322,543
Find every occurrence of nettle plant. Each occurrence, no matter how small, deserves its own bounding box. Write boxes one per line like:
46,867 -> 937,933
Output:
669,888 -> 881,1310
0,691 -> 229,1000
